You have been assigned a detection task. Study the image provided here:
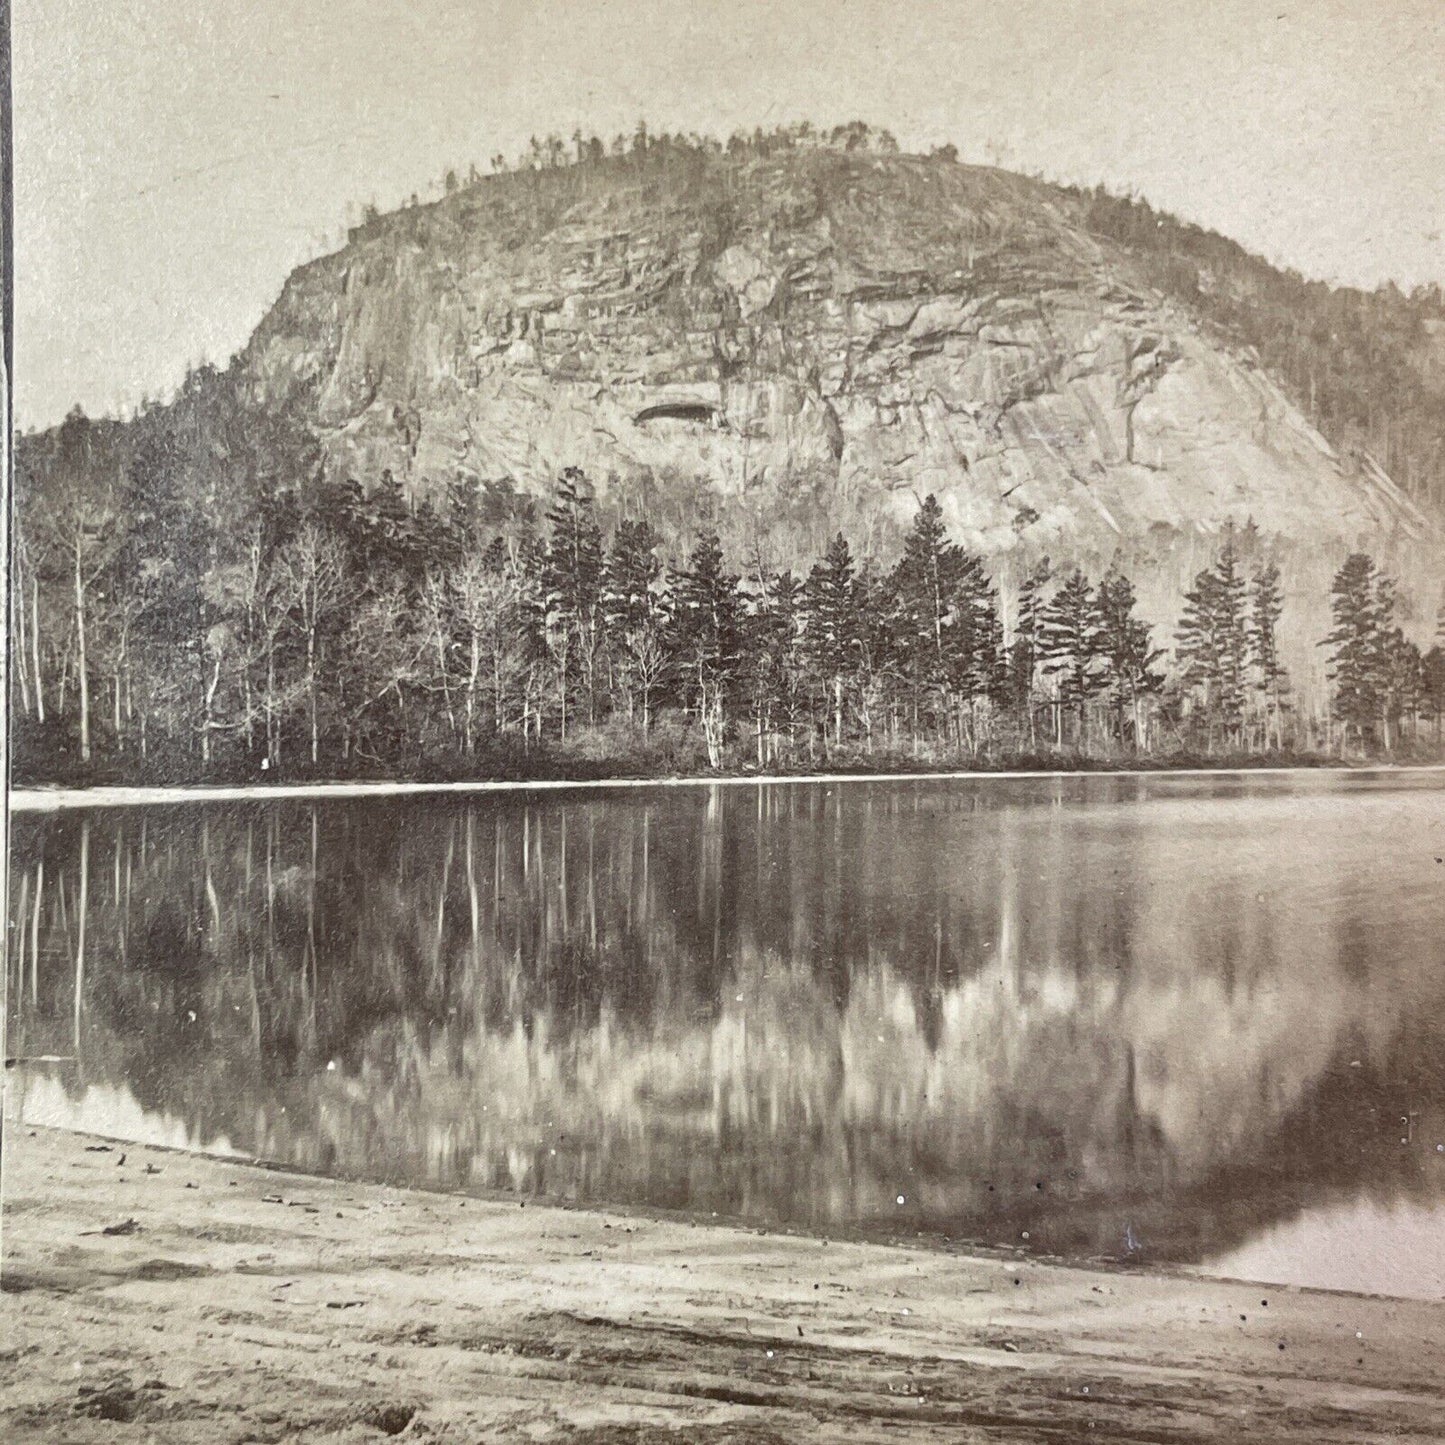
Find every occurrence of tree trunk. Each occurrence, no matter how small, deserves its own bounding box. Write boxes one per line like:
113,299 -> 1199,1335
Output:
31,858 -> 44,1007
202,649 -> 222,765
115,621 -> 131,751
74,540 -> 91,762
13,556 -> 32,716
32,572 -> 46,724
465,631 -> 480,754
73,821 -> 90,1056
308,628 -> 319,765
701,686 -> 724,769
558,643 -> 569,743
434,624 -> 457,743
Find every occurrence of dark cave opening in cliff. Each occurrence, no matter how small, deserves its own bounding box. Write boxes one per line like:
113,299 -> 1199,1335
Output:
634,402 -> 718,426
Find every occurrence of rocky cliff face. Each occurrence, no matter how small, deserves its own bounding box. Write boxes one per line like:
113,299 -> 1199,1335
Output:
237,148 -> 1438,685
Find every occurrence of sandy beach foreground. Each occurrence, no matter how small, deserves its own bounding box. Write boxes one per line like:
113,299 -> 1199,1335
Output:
0,1128 -> 1441,1442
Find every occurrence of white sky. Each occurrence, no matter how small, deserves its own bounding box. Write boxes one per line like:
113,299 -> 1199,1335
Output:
12,0 -> 1445,429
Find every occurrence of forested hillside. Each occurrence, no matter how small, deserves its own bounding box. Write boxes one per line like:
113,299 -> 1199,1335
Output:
1072,186 -> 1445,511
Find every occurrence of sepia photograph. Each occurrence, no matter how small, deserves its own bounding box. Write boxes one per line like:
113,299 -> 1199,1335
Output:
3,1 -> 1445,1439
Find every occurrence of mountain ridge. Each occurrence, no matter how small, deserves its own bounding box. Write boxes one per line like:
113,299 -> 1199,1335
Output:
242,147 -> 1436,527
17,138 -> 1445,700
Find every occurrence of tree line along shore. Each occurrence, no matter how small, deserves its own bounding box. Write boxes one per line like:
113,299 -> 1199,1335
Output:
12,429 -> 1445,788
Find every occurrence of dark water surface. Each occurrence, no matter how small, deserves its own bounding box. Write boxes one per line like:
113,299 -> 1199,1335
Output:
8,772 -> 1445,1296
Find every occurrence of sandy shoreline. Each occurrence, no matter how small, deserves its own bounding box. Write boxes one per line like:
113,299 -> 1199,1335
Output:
1,1126 -> 1442,1441
11,762 -> 1445,813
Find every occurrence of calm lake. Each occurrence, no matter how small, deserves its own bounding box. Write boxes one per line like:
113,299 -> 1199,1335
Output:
8,771 -> 1445,1297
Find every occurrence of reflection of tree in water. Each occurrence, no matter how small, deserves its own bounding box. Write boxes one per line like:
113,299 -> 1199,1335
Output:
8,778 -> 1445,1265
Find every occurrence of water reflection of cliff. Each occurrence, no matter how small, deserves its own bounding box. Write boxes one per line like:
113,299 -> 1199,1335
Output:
9,776 -> 1445,1267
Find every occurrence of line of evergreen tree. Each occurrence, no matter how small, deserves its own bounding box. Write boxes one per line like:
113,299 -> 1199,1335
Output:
12,432 -> 1445,782
1322,552 -> 1443,754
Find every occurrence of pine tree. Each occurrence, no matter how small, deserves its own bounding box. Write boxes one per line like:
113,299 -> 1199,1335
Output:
1379,627 -> 1424,750
603,519 -> 667,730
445,476 -> 485,556
1175,536 -> 1249,749
1009,557 -> 1052,743
892,496 -> 954,712
542,470 -> 605,736
668,532 -> 743,767
603,519 -> 663,636
1423,646 -> 1445,745
1247,562 -> 1289,750
947,554 -> 1005,747
1038,568 -> 1101,746
1323,552 -> 1392,753
371,467 -> 408,527
890,495 -> 990,746
802,532 -> 863,749
1094,568 -> 1164,749
1424,603 -> 1445,745
743,569 -> 804,766
852,560 -> 894,753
